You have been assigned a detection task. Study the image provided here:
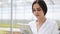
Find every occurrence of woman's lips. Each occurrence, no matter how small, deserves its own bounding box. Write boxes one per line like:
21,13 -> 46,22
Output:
36,15 -> 39,16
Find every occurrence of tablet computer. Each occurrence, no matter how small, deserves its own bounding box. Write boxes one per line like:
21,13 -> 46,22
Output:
19,23 -> 33,34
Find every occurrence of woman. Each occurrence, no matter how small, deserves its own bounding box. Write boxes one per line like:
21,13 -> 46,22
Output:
29,0 -> 59,34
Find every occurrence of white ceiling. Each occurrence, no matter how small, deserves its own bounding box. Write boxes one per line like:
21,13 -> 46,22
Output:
0,0 -> 60,7
45,0 -> 60,5
0,0 -> 60,5
26,0 -> 60,5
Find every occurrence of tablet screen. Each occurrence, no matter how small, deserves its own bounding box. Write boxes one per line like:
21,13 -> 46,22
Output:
19,24 -> 33,34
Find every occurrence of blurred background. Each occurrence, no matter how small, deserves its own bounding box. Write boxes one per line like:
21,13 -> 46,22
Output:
0,0 -> 60,34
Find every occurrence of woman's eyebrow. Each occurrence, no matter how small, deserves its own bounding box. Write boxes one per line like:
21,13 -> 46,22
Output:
37,7 -> 41,9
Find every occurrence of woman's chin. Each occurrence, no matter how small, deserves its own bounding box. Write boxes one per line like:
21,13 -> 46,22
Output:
36,17 -> 41,19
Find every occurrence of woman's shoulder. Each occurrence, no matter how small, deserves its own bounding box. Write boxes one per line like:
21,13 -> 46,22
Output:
46,18 -> 57,26
29,20 -> 36,25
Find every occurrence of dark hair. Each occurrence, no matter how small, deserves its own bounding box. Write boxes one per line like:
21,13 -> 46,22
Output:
32,0 -> 47,15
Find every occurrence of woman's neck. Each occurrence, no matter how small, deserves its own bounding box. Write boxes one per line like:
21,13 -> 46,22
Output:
37,16 -> 46,24
37,16 -> 46,31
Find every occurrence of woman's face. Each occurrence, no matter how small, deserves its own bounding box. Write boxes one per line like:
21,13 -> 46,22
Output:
32,3 -> 45,19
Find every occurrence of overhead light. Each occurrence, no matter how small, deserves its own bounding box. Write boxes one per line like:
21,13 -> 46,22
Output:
45,0 -> 55,5
26,0 -> 35,2
50,0 -> 55,5
0,2 -> 2,5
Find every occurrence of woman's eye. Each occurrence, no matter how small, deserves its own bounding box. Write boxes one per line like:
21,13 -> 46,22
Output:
33,10 -> 36,12
37,9 -> 41,11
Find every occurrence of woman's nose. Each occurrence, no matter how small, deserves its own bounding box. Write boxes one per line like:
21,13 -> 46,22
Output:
35,11 -> 38,14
